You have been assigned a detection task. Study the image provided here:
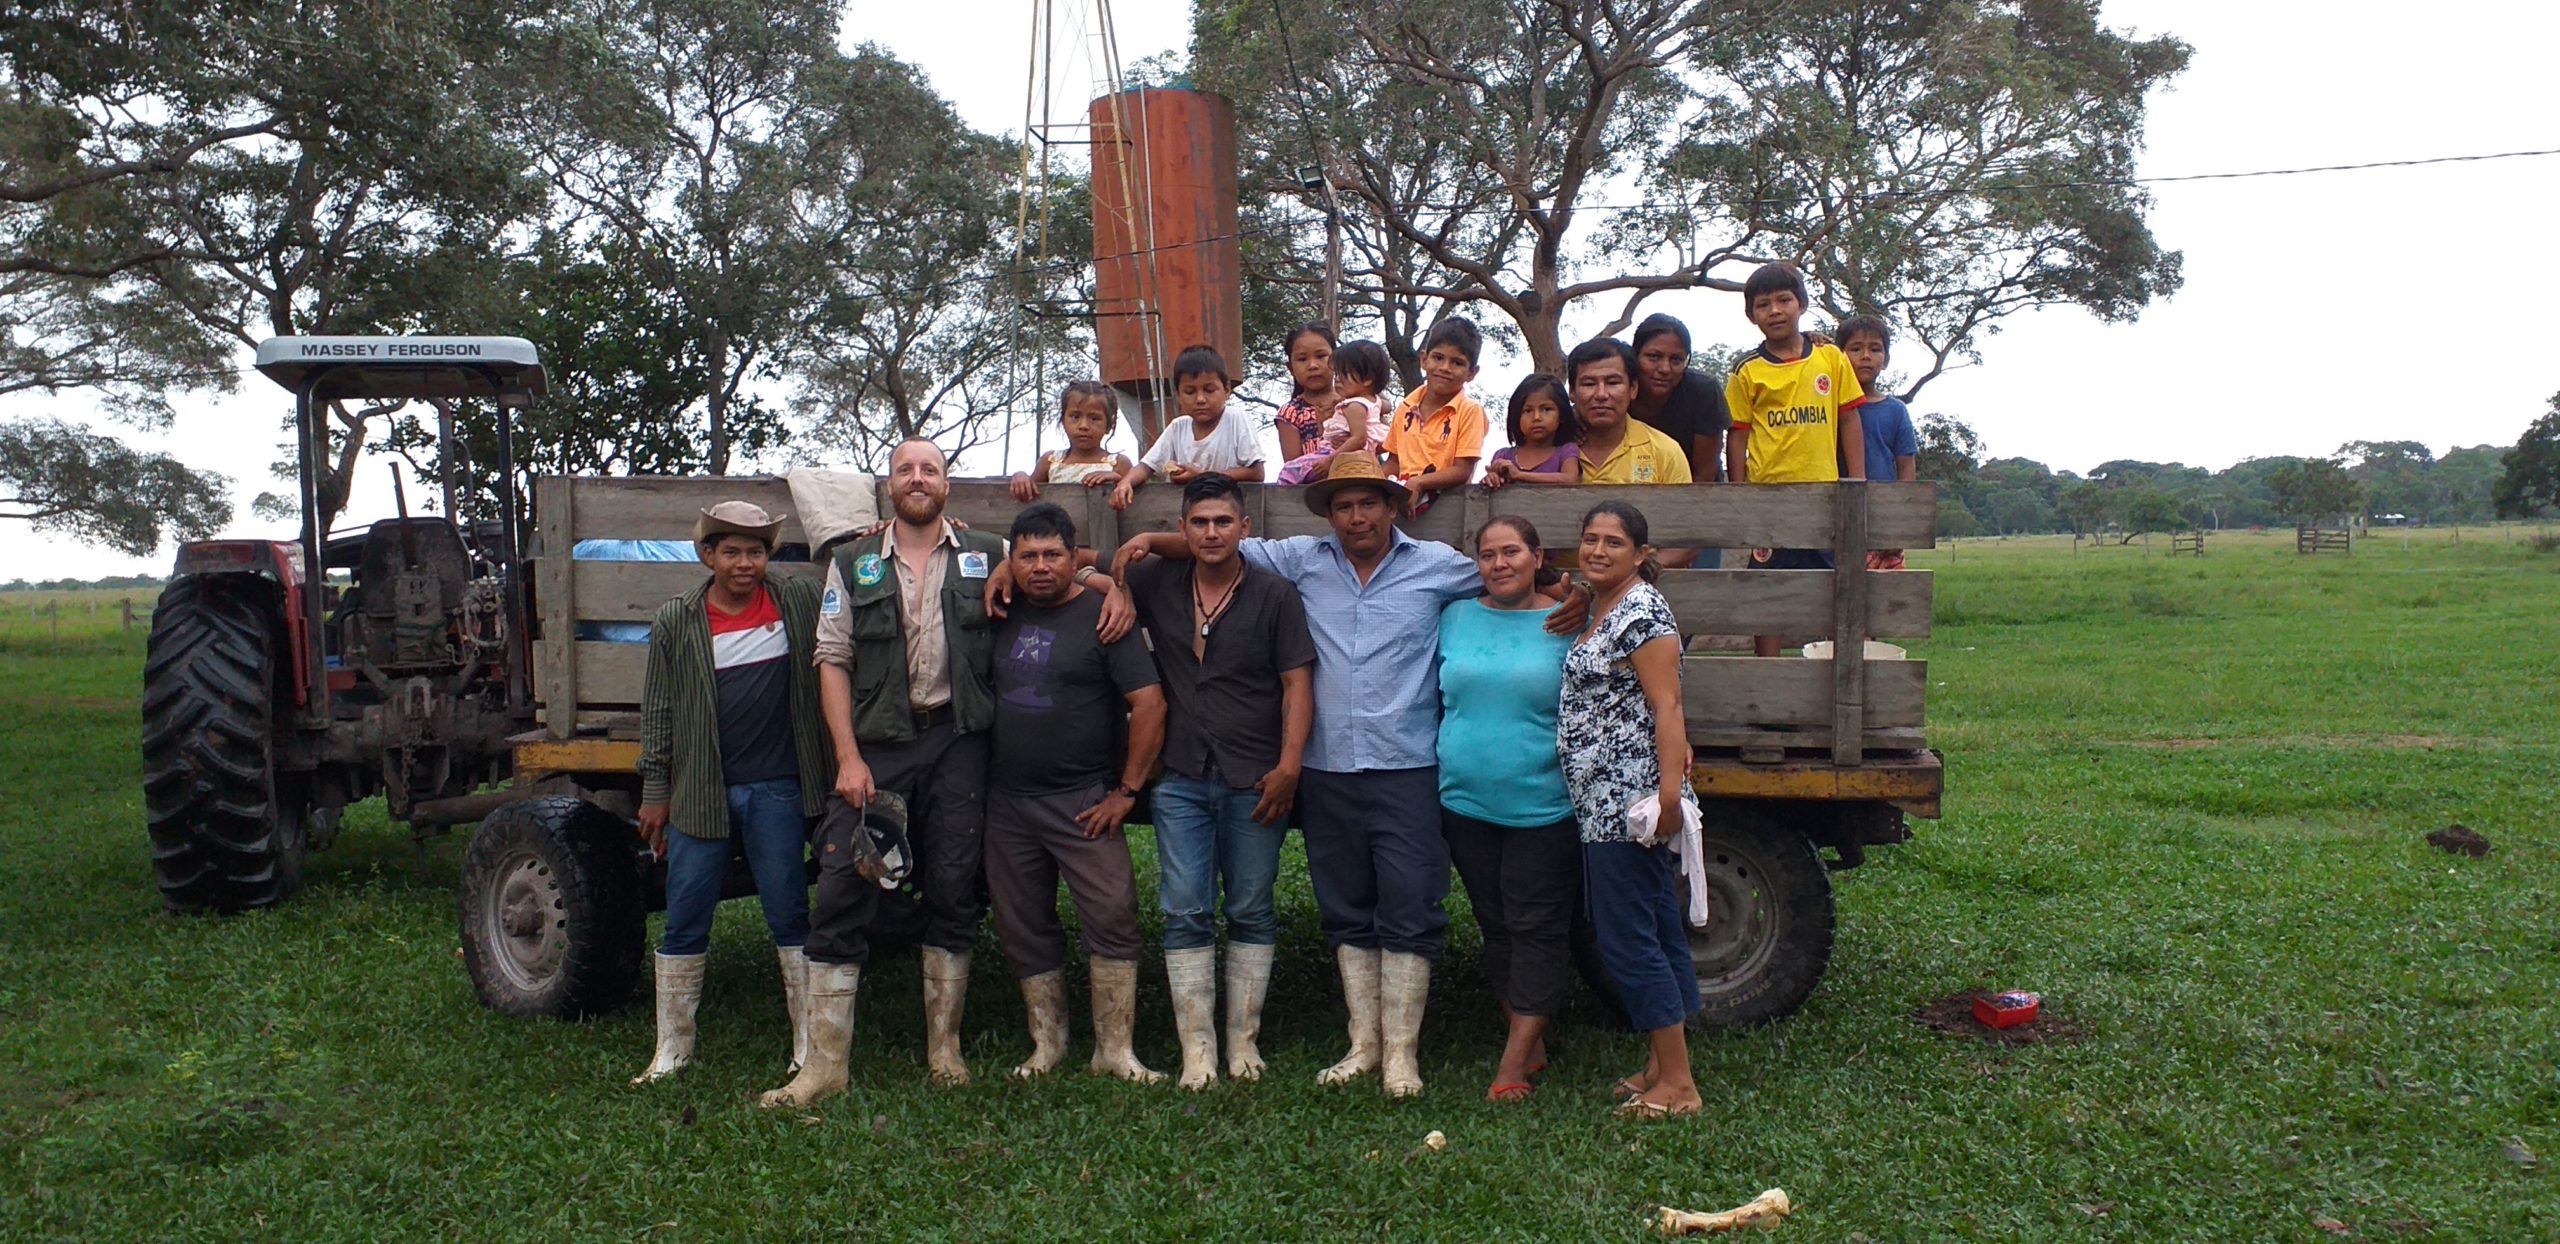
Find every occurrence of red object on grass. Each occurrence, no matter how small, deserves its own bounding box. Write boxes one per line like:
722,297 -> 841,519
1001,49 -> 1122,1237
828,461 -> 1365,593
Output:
1973,992 -> 2041,1029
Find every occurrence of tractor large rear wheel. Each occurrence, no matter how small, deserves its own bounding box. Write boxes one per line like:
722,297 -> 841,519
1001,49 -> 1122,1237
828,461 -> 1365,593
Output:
142,574 -> 304,914
458,797 -> 645,1019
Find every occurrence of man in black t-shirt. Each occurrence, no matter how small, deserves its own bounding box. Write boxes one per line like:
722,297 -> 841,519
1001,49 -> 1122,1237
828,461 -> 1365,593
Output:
1121,473 -> 1315,1090
983,503 -> 1169,1083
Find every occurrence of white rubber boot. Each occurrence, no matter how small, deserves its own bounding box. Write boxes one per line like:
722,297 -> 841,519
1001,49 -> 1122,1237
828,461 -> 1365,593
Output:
1315,945 -> 1383,1086
1011,970 -> 1069,1079
1379,951 -> 1432,1099
1223,941 -> 1276,1081
1087,957 -> 1165,1084
631,952 -> 706,1085
1165,947 -> 1220,1091
921,946 -> 973,1086
777,945 -> 811,1074
757,961 -> 860,1109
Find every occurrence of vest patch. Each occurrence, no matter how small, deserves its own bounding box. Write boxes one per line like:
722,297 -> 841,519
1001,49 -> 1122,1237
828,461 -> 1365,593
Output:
853,552 -> 886,586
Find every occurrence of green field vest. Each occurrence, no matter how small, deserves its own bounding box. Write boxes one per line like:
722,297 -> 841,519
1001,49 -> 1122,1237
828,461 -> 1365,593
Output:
830,527 -> 1004,744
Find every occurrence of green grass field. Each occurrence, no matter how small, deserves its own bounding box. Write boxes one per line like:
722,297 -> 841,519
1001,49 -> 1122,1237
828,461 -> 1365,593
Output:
4,532 -> 2556,1240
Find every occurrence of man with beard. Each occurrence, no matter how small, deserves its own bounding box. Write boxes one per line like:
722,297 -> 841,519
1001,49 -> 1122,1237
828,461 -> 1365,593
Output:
979,502 -> 1169,1085
764,438 -> 1124,1106
1111,452 -> 1585,1099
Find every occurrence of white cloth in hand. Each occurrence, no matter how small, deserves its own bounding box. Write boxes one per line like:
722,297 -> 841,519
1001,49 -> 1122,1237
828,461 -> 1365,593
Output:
1623,794 -> 1710,927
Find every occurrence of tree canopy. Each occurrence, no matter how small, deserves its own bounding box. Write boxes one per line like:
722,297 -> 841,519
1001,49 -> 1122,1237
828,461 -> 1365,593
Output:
1193,0 -> 2188,389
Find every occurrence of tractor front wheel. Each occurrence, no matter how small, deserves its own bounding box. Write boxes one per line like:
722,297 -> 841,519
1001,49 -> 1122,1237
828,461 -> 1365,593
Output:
458,797 -> 645,1019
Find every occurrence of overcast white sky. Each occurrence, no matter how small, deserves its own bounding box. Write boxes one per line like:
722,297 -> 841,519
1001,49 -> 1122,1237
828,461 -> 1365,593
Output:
9,0 -> 2556,580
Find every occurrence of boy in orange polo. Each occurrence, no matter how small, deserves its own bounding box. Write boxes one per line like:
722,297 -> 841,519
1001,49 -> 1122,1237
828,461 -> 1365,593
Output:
1380,318 -> 1487,511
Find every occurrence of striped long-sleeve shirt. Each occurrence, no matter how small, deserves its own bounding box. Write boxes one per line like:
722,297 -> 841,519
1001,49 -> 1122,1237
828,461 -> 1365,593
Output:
637,574 -> 832,839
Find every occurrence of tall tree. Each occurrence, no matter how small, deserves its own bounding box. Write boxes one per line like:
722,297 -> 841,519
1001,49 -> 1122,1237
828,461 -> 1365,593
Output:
1708,1 -> 2188,395
1194,0 -> 2187,384
535,0 -> 844,474
2492,396 -> 2560,519
2266,457 -> 2365,527
785,48 -> 1089,470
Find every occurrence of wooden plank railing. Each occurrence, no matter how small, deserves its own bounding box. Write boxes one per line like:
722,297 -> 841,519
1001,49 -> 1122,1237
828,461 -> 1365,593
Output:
531,477 -> 1936,766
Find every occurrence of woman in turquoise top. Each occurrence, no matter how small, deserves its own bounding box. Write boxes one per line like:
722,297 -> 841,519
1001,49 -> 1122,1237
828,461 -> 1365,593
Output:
1435,516 -> 1579,1102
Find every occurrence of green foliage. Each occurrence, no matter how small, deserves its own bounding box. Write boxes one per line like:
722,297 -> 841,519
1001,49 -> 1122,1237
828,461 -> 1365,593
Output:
1197,0 -> 2188,387
0,417 -> 229,555
2266,457 -> 2366,527
2110,485 -> 2184,540
2491,396 -> 2560,518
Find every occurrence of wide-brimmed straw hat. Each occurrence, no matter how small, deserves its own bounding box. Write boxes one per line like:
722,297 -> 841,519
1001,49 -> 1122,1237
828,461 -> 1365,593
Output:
1303,450 -> 1411,516
694,500 -> 787,550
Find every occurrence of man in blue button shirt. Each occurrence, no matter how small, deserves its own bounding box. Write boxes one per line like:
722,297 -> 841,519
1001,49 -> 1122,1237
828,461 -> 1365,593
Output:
1114,451 -> 1584,1099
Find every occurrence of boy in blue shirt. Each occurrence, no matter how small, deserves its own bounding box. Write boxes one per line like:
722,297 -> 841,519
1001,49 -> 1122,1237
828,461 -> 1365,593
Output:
1838,316 -> 1918,570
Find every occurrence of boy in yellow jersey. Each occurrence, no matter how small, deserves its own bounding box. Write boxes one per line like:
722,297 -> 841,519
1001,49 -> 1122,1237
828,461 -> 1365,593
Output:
1724,262 -> 1866,657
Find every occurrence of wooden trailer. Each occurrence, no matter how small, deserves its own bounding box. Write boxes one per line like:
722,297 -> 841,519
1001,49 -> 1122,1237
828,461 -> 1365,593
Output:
466,477 -> 1940,1028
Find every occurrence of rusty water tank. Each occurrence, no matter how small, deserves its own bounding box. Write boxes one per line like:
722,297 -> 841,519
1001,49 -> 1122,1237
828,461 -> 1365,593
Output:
1088,87 -> 1242,442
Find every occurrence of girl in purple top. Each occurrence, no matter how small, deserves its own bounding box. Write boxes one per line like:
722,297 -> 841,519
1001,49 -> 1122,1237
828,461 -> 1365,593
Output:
1482,374 -> 1583,489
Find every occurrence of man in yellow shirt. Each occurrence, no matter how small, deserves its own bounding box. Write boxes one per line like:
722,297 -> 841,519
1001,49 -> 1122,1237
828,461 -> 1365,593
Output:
1568,338 -> 1694,486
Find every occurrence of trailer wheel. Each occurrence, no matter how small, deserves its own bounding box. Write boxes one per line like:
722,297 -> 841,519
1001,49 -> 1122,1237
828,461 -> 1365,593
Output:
459,796 -> 644,1019
142,574 -> 305,914
1687,813 -> 1834,1029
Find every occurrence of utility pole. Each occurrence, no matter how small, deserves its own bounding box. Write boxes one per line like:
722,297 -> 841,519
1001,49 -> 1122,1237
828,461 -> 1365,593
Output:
1300,166 -> 1343,327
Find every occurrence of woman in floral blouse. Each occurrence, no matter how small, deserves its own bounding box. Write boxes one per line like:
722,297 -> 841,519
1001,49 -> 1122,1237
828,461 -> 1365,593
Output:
1558,500 -> 1701,1118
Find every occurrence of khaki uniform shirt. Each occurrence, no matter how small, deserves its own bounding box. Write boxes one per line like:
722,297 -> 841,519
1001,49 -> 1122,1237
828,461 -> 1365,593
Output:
812,520 -> 959,710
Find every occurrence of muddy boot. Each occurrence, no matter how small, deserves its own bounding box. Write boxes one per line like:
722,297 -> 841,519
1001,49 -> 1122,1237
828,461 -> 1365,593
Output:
758,961 -> 860,1109
631,952 -> 706,1085
1223,941 -> 1275,1082
1087,957 -> 1165,1084
1011,970 -> 1069,1079
1316,945 -> 1383,1086
777,945 -> 810,1073
1165,947 -> 1220,1091
1379,951 -> 1431,1099
921,946 -> 973,1086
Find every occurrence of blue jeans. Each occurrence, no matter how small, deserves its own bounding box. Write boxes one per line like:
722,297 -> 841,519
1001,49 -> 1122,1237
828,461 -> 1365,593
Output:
1583,838 -> 1700,1032
1151,765 -> 1285,951
660,778 -> 811,957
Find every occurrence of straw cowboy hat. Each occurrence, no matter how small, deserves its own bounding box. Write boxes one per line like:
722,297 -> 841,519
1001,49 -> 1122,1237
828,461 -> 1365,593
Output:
1302,450 -> 1411,516
694,500 -> 787,550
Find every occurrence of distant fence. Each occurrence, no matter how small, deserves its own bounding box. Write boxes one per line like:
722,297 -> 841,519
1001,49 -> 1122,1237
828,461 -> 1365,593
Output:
2296,527 -> 2351,555
12,596 -> 153,641
2169,531 -> 2206,557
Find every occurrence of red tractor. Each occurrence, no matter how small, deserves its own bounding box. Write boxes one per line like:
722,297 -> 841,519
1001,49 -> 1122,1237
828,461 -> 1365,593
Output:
143,338 -> 545,913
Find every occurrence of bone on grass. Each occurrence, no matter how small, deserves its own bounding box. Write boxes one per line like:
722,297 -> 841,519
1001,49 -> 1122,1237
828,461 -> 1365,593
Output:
1657,1188 -> 1792,1235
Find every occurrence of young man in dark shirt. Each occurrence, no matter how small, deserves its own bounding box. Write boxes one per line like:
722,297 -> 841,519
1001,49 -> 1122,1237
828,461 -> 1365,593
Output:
633,501 -> 832,1087
1121,474 -> 1314,1090
982,503 -> 1170,1083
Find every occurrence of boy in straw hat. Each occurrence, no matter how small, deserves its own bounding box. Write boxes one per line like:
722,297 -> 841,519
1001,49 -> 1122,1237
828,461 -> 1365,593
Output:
631,500 -> 834,1087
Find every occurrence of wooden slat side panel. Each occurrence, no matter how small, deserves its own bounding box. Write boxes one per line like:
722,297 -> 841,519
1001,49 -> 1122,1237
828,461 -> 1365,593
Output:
1652,570 -> 1930,639
548,477 -> 1934,550
559,476 -> 804,543
1485,482 -> 1935,551
1682,657 -> 1925,728
535,476 -> 577,736
558,561 -> 819,623
572,640 -> 650,708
